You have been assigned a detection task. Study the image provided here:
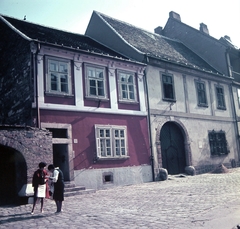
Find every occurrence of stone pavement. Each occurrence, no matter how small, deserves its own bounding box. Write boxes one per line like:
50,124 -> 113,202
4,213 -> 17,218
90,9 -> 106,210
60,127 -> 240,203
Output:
1,168 -> 240,229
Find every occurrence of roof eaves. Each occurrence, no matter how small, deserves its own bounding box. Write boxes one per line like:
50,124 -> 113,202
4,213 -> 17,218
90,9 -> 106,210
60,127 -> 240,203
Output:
40,40 -> 146,67
0,14 -> 32,41
146,53 -> 223,77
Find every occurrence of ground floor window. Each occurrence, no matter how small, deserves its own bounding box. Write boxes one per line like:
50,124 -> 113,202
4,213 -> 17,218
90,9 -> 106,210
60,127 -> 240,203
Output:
95,125 -> 128,159
208,130 -> 229,156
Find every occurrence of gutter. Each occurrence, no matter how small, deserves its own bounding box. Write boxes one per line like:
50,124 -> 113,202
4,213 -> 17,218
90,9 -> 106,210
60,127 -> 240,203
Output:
143,55 -> 155,181
30,42 -> 41,128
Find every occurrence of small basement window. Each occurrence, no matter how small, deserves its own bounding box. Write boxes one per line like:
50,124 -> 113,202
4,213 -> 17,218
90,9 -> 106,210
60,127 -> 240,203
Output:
102,172 -> 113,184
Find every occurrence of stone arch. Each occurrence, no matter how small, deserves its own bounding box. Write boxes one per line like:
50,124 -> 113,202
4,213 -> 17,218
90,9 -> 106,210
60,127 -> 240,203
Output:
155,117 -> 192,172
0,127 -> 53,205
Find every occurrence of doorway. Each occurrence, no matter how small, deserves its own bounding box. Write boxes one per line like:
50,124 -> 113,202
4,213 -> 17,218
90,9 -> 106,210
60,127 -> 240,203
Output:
53,144 -> 70,181
0,145 -> 27,205
160,122 -> 186,175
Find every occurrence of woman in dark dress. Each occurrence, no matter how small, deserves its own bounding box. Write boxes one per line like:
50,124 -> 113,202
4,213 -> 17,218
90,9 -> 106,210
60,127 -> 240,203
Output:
47,164 -> 64,213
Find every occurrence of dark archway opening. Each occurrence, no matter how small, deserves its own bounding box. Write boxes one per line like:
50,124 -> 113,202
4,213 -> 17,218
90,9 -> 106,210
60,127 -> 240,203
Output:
0,145 -> 27,205
160,122 -> 186,175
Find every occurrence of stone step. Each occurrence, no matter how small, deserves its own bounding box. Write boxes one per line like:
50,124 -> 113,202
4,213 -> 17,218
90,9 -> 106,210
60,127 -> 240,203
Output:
64,189 -> 96,197
65,186 -> 86,192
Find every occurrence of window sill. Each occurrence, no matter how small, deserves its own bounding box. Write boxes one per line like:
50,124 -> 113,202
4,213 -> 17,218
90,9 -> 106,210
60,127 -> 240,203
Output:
118,100 -> 139,104
96,156 -> 129,161
162,98 -> 176,103
85,96 -> 109,102
197,104 -> 208,108
217,107 -> 226,110
45,92 -> 74,98
210,153 -> 229,157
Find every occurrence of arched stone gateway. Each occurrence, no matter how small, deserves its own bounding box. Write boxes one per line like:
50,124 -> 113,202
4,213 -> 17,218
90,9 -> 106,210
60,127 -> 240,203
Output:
156,119 -> 192,176
0,126 -> 52,205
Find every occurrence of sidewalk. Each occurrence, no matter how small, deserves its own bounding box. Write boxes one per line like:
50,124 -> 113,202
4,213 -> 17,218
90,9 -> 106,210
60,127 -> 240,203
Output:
1,168 -> 240,228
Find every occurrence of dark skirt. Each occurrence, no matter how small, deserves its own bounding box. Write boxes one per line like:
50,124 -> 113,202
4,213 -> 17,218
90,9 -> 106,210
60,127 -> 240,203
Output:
53,182 -> 64,201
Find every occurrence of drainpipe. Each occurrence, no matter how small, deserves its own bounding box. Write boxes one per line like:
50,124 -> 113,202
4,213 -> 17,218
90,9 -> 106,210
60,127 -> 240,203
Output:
225,49 -> 240,164
30,42 -> 40,128
143,55 -> 155,181
229,83 -> 240,159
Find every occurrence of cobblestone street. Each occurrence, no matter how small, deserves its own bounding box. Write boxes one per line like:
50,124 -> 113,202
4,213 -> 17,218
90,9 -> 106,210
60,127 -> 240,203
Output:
1,168 -> 240,229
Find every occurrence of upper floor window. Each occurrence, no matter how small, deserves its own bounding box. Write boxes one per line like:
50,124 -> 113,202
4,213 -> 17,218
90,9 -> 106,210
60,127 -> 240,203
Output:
161,73 -> 175,101
118,71 -> 137,102
208,130 -> 229,156
95,125 -> 128,159
85,65 -> 107,99
195,81 -> 207,107
46,57 -> 71,95
215,85 -> 226,110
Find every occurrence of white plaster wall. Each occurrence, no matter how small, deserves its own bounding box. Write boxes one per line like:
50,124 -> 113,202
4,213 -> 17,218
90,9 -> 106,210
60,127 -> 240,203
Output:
74,165 -> 152,190
146,66 -> 186,113
147,65 -> 232,118
187,77 -> 212,115
151,115 -> 238,171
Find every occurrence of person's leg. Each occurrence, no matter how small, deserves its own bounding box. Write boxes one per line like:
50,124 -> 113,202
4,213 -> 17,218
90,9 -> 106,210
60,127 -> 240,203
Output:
58,201 -> 62,212
31,196 -> 37,214
55,200 -> 59,213
40,198 -> 44,213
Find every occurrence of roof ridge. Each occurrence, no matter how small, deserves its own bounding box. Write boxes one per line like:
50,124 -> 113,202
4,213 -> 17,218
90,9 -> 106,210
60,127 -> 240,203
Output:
0,14 -> 85,37
94,11 -> 181,44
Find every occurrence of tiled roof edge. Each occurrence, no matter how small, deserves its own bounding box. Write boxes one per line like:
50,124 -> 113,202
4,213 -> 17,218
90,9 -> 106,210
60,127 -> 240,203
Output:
94,11 -> 145,55
0,14 -> 32,41
1,14 -> 87,39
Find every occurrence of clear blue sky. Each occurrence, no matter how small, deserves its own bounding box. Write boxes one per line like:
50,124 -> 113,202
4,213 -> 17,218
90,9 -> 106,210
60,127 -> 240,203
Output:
1,0 -> 240,48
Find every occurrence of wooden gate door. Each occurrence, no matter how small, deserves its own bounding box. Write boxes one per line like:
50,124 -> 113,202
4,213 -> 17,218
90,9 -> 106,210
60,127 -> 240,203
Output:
160,122 -> 186,175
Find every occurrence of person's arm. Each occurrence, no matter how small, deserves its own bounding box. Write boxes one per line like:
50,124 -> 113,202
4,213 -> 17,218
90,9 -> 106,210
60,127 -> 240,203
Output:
50,169 -> 59,183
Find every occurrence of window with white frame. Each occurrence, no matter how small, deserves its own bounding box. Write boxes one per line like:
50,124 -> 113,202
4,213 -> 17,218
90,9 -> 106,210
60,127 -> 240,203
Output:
85,65 -> 107,98
46,57 -> 71,95
118,71 -> 136,102
95,125 -> 128,159
215,85 -> 226,110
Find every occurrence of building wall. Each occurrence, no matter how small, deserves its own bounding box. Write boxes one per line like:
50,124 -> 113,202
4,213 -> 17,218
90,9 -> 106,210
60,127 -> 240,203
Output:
0,126 -> 52,202
0,19 -> 33,125
146,64 -> 238,174
40,110 -> 151,186
74,165 -> 152,190
36,45 -> 151,188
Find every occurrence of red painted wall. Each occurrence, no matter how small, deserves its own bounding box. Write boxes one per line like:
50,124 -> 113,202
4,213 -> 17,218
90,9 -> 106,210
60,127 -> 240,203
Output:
40,110 -> 150,170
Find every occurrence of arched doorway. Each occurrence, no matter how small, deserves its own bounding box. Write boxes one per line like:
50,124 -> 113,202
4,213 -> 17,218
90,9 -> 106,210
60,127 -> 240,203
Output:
0,145 -> 27,205
160,122 -> 186,175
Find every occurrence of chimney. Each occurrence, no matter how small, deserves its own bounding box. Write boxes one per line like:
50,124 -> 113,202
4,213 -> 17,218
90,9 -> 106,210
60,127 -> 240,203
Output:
154,26 -> 163,35
224,35 -> 231,42
169,11 -> 181,22
200,23 -> 209,35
